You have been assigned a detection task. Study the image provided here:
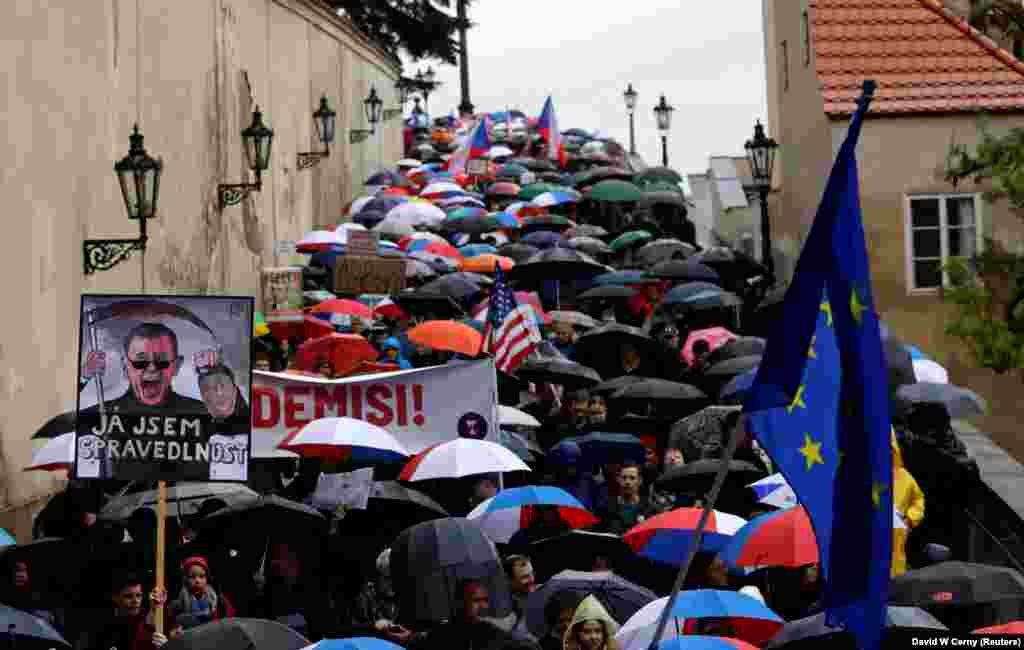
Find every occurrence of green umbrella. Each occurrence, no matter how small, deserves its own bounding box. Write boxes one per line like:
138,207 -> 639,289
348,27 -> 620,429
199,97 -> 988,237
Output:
519,183 -> 565,201
587,179 -> 643,203
609,230 -> 653,251
459,318 -> 486,335
635,166 -> 683,184
640,180 -> 684,195
639,190 -> 687,209
521,214 -> 571,228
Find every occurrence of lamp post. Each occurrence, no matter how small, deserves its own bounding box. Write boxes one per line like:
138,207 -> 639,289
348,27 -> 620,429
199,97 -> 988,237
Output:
623,83 -> 638,155
297,95 -> 337,170
384,77 -> 413,122
654,94 -> 674,168
415,67 -> 438,114
456,0 -> 474,117
351,86 -> 384,144
744,119 -> 779,285
83,125 -> 163,274
218,107 -> 275,209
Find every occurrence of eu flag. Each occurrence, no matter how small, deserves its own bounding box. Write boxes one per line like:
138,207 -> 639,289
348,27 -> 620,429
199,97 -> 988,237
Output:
744,80 -> 891,650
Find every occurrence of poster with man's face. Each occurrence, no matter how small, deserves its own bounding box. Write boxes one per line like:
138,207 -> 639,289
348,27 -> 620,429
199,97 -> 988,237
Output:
261,267 -> 303,323
75,295 -> 254,482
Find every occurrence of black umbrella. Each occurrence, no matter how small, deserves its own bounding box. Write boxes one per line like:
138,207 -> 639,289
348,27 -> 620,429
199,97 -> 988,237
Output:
765,607 -> 947,649
452,271 -> 496,287
704,337 -> 767,366
164,618 -> 309,650
577,285 -> 636,301
419,275 -> 486,301
572,167 -> 634,188
655,459 -> 765,492
609,379 -> 707,402
0,603 -> 70,648
100,483 -> 258,521
694,247 -> 767,281
894,382 -> 987,419
515,358 -> 603,390
669,406 -> 744,464
566,224 -> 609,239
393,292 -> 466,319
198,495 -> 326,542
889,562 -> 1024,607
566,432 -> 647,465
646,260 -> 721,284
884,338 -> 917,392
525,570 -> 656,637
511,158 -> 559,172
704,355 -> 762,379
575,323 -> 657,358
497,243 -> 542,263
333,481 -> 449,551
509,247 -> 606,283
568,237 -> 613,256
390,518 -> 512,624
528,530 -> 633,579
590,375 -> 653,397
352,209 -> 389,228
31,411 -> 76,440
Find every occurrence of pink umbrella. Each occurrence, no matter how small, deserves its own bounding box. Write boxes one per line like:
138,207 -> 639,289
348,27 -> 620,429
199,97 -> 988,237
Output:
682,327 -> 738,366
471,291 -> 549,325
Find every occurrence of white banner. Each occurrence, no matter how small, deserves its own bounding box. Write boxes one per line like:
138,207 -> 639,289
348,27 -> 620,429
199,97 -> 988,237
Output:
252,360 -> 499,458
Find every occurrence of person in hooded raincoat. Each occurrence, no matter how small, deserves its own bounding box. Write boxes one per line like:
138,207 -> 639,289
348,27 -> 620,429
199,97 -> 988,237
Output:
563,594 -> 620,650
892,429 -> 926,576
380,337 -> 412,369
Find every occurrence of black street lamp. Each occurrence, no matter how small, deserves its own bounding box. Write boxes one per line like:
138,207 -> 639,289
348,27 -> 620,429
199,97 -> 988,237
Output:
654,94 -> 674,167
745,119 -> 779,285
83,124 -> 163,274
384,77 -> 414,121
351,86 -> 384,144
624,83 -> 638,155
297,95 -> 337,170
415,67 -> 438,113
456,0 -> 474,117
219,107 -> 274,209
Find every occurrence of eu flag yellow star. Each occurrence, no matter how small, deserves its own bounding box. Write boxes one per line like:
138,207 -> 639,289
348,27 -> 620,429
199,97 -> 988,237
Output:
798,433 -> 825,471
820,301 -> 833,327
871,481 -> 889,510
850,289 -> 866,326
807,334 -> 817,359
787,384 -> 807,414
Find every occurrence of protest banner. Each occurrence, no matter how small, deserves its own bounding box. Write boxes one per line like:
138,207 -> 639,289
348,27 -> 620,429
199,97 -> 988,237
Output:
75,295 -> 254,482
261,267 -> 303,323
251,359 -> 498,458
333,256 -> 406,296
347,230 -> 380,257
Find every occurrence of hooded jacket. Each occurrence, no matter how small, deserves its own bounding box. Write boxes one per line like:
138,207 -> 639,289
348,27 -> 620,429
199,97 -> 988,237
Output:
381,337 -> 412,369
892,430 -> 926,576
563,595 -> 620,650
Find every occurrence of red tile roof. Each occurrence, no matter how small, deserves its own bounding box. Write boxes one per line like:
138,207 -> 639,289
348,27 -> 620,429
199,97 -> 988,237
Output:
811,0 -> 1024,116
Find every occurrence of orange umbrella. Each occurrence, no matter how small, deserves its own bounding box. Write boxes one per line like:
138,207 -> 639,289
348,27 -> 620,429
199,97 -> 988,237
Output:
975,622 -> 1024,634
297,334 -> 379,376
407,320 -> 484,356
462,254 -> 515,274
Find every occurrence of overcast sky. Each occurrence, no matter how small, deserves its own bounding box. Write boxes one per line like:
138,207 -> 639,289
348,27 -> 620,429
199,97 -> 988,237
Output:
401,0 -> 768,179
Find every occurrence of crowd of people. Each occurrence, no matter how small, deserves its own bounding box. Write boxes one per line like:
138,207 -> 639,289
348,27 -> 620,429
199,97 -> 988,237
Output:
8,109 -> 1012,650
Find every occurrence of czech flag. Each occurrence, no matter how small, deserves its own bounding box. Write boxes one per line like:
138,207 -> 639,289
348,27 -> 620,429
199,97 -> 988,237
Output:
537,96 -> 561,162
449,116 -> 492,175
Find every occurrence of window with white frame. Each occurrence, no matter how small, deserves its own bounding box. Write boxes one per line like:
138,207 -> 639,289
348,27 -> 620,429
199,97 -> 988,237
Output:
905,194 -> 981,291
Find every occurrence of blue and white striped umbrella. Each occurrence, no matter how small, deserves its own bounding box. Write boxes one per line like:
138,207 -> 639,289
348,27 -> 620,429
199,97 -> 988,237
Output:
467,486 -> 597,543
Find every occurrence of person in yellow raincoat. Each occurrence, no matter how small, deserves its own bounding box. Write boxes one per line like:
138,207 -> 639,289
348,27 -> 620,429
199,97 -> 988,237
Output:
892,429 -> 926,576
563,594 -> 621,650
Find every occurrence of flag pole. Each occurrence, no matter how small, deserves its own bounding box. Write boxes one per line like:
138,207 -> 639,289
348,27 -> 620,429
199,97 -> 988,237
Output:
646,409 -> 744,650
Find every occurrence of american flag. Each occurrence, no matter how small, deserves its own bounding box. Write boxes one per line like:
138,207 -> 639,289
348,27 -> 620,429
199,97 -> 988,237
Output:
484,263 -> 542,374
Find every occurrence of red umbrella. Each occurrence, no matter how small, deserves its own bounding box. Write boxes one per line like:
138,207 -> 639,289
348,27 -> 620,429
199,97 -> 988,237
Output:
312,298 -> 374,320
975,621 -> 1024,634
718,506 -> 819,569
422,241 -> 463,260
373,297 -> 408,320
296,334 -> 379,376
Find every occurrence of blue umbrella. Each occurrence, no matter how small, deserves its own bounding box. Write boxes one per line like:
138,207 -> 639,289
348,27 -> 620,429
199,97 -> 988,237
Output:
365,171 -> 407,187
0,530 -> 14,547
593,270 -> 656,286
905,344 -> 927,360
680,290 -> 743,309
304,639 -> 405,650
493,212 -> 520,229
567,432 -> 646,465
895,382 -> 987,418
718,369 -> 757,405
662,282 -> 725,304
459,243 -> 498,258
521,231 -> 566,248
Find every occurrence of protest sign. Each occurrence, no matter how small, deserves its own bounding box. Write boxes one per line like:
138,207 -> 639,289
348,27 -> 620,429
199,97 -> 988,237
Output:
75,295 -> 254,482
310,467 -> 375,512
333,256 -> 405,296
347,230 -> 380,257
252,359 -> 498,458
467,159 -> 490,176
261,267 -> 303,323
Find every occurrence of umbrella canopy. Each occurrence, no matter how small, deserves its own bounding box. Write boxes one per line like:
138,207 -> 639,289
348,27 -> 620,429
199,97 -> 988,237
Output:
304,640 -> 404,650
509,247 -> 605,283
515,358 -> 602,390
520,214 -> 572,233
577,285 -> 637,301
765,607 -> 947,649
101,483 -> 258,521
279,417 -> 410,465
655,460 -> 765,495
366,170 -> 411,188
312,298 -> 374,320
975,621 -> 1024,634
520,231 -> 566,249
616,591 -> 782,650
418,275 -> 484,301
610,379 -> 707,402
165,618 -> 310,650
374,217 -> 416,240
748,473 -> 798,509
594,270 -> 658,287
588,180 -> 643,203
548,310 -> 599,330
407,320 -> 484,356
573,167 -> 635,188
693,248 -> 767,282
390,517 -> 511,624
913,358 -> 949,384
625,508 -> 748,561
894,383 -> 986,418
459,243 -> 499,258
568,236 -> 612,256
681,327 -> 738,366
718,506 -> 819,569
32,410 -> 77,440
399,439 -> 532,481
884,338 -> 917,392
499,405 -> 541,428
704,337 -> 767,366
567,432 -> 647,465
566,224 -> 610,239
392,292 -> 465,320
668,406 -> 742,459
574,323 -> 658,361
635,166 -> 684,185
463,254 -> 515,274
296,334 -> 379,375
487,181 -> 523,198
467,487 -> 598,543
637,239 -> 696,265
647,260 -> 721,284
496,164 -> 529,180
889,562 -> 1024,607
497,429 -> 538,462
386,201 -> 446,229
610,230 -> 654,252
526,570 -> 657,638
0,602 -> 70,648
497,243 -> 541,263
590,375 -> 650,397
638,191 -> 687,210
519,183 -> 565,201
654,638 -> 758,650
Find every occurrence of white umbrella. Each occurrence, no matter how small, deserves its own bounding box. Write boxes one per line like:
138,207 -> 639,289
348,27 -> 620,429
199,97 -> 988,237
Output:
913,359 -> 949,384
298,230 -> 345,248
615,596 -> 679,650
386,201 -> 446,229
27,433 -> 75,472
349,195 -> 375,215
482,231 -> 510,246
749,474 -> 906,529
374,217 -> 416,240
487,145 -> 515,159
337,222 -> 367,234
398,439 -> 531,480
421,182 -> 463,197
396,158 -> 422,169
499,405 -> 541,428
279,417 -> 410,465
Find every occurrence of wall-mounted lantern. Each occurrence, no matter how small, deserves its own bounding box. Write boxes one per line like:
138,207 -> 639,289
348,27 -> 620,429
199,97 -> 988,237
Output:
350,87 -> 384,144
297,95 -> 337,170
218,107 -> 274,209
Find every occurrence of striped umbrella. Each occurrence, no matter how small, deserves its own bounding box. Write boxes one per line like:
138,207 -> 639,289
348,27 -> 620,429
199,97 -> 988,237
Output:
718,506 -> 819,569
279,417 -> 410,466
624,508 -> 748,562
467,486 -> 598,543
398,439 -> 531,481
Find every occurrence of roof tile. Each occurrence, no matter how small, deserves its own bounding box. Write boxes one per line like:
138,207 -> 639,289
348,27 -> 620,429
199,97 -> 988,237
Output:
810,0 -> 1024,115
